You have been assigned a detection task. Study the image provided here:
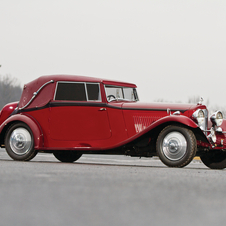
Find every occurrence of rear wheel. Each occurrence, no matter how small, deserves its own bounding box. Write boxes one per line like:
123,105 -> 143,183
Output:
53,151 -> 82,163
200,151 -> 226,169
156,125 -> 197,167
4,123 -> 37,161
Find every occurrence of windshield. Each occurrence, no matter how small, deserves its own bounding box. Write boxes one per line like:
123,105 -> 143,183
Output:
105,85 -> 139,102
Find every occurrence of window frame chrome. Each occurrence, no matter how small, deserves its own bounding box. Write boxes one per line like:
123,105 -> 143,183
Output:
104,85 -> 139,102
54,81 -> 102,102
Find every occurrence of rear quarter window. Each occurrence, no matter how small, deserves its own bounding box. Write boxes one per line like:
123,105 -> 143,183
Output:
86,83 -> 101,101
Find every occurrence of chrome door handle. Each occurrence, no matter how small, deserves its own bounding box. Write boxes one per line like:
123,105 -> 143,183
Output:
99,108 -> 106,111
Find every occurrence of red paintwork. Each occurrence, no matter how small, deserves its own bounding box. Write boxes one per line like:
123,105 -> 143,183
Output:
0,74 -> 225,152
121,102 -> 196,111
0,102 -> 18,125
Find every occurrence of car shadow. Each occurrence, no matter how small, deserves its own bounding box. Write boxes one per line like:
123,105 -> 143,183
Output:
0,157 -> 212,170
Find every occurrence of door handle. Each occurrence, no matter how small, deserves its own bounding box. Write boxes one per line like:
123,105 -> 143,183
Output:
99,108 -> 106,111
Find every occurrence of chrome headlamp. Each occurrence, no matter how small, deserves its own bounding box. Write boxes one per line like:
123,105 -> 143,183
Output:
210,111 -> 223,127
192,109 -> 205,130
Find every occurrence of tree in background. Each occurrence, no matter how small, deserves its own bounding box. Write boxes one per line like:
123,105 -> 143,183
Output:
0,75 -> 22,109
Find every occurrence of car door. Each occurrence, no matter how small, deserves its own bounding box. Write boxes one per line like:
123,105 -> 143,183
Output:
49,82 -> 111,141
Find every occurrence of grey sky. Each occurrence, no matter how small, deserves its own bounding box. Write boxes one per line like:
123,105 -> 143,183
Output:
1,0 -> 226,108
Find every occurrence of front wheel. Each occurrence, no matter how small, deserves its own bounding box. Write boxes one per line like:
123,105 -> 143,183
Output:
156,125 -> 197,168
200,151 -> 226,169
53,151 -> 82,163
4,123 -> 37,161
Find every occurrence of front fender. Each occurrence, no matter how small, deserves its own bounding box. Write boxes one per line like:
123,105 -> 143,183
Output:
149,115 -> 210,143
102,115 -> 202,150
0,114 -> 44,149
151,115 -> 199,129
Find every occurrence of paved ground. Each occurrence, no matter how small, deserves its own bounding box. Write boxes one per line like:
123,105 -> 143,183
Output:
0,149 -> 226,226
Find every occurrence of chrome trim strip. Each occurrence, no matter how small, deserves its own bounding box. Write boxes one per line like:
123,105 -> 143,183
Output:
84,82 -> 88,100
20,101 -> 189,113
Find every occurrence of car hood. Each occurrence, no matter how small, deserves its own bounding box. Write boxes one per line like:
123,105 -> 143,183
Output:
119,102 -> 198,113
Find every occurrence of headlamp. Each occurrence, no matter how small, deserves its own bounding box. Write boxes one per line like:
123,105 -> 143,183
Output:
193,109 -> 205,128
210,111 -> 223,127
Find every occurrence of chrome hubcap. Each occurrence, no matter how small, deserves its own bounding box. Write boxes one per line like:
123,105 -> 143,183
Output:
9,128 -> 32,155
162,132 -> 187,161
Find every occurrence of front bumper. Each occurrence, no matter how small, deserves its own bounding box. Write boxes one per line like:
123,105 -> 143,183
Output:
198,129 -> 226,150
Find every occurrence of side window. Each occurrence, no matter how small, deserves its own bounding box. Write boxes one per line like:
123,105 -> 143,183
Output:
86,83 -> 101,101
105,86 -> 123,99
55,82 -> 101,101
123,88 -> 135,101
55,82 -> 86,101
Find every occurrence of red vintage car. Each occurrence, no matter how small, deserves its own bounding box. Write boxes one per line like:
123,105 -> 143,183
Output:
0,75 -> 226,169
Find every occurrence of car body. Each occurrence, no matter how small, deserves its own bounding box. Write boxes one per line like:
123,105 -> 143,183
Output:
0,75 -> 226,169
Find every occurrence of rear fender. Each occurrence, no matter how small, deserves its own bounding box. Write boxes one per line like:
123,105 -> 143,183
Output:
0,114 -> 43,149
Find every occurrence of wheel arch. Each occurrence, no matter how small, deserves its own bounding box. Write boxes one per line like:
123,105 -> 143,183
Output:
0,115 -> 44,149
151,121 -> 208,142
131,119 -> 209,149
